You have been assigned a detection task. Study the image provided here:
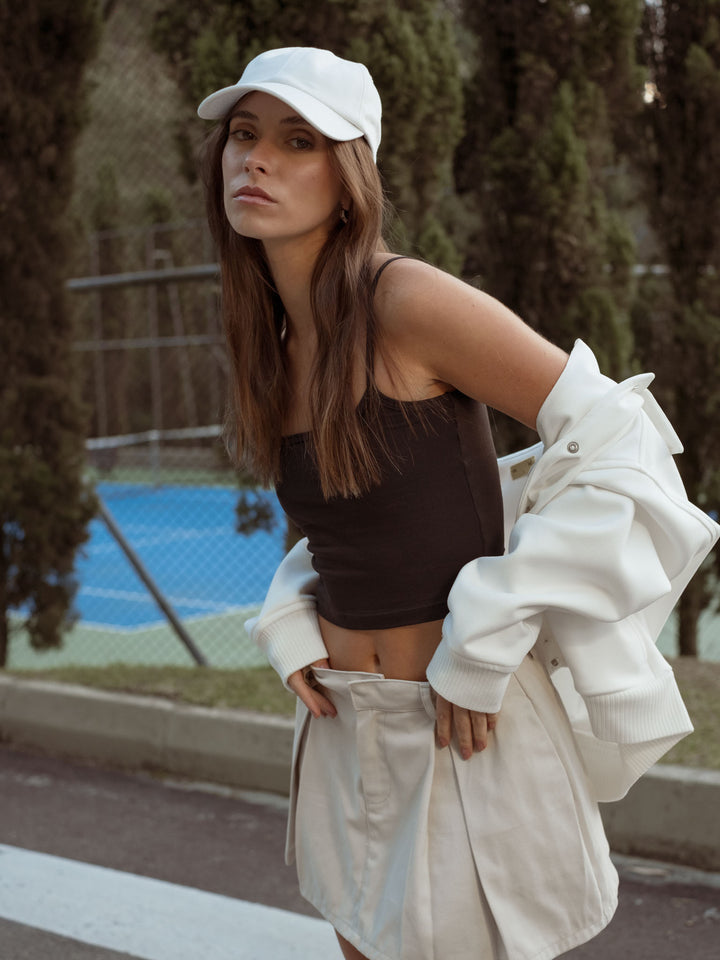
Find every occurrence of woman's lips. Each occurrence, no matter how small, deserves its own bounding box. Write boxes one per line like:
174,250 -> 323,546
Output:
234,186 -> 276,205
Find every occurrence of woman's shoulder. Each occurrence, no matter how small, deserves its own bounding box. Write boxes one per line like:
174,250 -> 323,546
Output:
370,252 -> 444,289
370,255 -> 458,332
372,253 -> 456,322
368,255 -> 479,398
368,253 -> 568,427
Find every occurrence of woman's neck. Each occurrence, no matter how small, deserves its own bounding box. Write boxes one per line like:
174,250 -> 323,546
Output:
263,235 -> 325,337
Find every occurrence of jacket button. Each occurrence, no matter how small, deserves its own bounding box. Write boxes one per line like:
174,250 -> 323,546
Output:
567,441 -> 580,454
551,658 -> 560,666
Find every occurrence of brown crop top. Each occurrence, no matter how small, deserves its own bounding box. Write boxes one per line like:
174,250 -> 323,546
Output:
275,388 -> 505,630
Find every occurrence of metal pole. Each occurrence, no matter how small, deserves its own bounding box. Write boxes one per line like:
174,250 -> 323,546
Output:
96,496 -> 208,667
66,263 -> 220,291
145,230 -> 163,483
202,226 -> 222,420
154,249 -> 199,427
89,234 -> 109,437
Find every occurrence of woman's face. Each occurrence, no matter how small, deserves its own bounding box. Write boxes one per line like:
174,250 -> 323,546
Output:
221,91 -> 345,250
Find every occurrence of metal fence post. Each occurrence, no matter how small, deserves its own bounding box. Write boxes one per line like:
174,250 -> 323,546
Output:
96,495 -> 209,667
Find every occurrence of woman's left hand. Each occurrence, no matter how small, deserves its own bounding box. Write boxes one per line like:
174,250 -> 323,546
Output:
434,693 -> 499,760
287,658 -> 337,719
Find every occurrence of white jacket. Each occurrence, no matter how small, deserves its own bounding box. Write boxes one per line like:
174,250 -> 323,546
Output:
247,341 -> 719,800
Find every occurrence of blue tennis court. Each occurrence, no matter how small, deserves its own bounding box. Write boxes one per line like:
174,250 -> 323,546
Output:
75,483 -> 286,630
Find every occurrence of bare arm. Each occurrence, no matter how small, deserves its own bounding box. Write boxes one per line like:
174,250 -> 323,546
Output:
374,258 -> 568,427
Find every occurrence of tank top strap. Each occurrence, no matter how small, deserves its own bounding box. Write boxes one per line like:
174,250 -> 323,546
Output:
366,256 -> 409,370
370,255 -> 408,296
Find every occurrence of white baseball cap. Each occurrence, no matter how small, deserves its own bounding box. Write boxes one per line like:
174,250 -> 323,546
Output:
197,47 -> 382,160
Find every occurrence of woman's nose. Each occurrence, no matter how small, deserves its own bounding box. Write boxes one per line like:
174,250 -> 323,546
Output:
243,141 -> 271,174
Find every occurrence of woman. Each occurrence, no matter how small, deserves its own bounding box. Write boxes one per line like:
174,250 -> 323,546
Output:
198,47 -> 719,960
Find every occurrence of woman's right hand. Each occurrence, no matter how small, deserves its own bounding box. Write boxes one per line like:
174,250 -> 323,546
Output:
434,691 -> 499,760
286,658 -> 337,719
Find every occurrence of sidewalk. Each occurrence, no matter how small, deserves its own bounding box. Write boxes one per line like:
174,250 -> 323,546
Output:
1,674 -> 719,871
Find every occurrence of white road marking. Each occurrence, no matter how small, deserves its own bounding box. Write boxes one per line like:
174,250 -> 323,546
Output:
0,844 -> 340,959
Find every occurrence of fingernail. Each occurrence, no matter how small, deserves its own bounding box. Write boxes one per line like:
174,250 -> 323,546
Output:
462,748 -> 472,760
438,738 -> 448,749
475,740 -> 486,752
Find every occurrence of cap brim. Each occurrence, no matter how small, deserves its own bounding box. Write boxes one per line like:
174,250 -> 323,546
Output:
197,81 -> 364,144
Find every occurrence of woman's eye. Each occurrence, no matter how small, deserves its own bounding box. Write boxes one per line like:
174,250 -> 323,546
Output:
230,128 -> 254,141
290,137 -> 313,150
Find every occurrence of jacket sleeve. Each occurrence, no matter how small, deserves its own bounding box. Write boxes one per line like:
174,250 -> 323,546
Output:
427,478 -> 691,714
426,342 -> 720,723
244,538 -> 327,688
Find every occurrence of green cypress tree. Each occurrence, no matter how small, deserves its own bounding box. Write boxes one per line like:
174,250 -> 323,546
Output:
633,0 -> 720,656
455,0 -> 638,397
152,0 -> 465,272
0,0 -> 99,667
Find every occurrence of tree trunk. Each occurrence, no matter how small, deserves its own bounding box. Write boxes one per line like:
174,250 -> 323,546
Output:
677,576 -> 702,657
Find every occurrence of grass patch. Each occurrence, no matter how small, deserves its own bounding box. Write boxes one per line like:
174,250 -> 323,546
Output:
661,657 -> 720,770
6,657 -> 720,769
6,664 -> 295,715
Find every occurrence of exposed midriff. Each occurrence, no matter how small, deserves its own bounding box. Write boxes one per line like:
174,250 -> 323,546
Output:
318,615 -> 444,680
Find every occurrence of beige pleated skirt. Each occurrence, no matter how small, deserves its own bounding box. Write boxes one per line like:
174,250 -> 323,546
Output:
286,654 -> 618,960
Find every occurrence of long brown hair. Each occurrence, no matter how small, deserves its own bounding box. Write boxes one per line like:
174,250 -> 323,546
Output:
202,118 -> 391,498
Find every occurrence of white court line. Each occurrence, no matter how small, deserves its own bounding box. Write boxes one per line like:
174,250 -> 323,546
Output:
89,527 -> 241,554
0,844 -> 340,960
79,585 -> 237,612
72,605 -> 259,635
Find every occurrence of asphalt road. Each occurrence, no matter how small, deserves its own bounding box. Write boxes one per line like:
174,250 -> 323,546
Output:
0,744 -> 718,959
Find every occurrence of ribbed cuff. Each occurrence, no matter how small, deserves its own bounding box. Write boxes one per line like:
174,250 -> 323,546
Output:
256,605 -> 328,689
425,642 -> 514,714
583,671 -> 693,743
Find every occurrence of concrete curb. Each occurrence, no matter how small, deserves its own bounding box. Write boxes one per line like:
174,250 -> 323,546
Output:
1,676 -> 719,871
600,765 -> 720,872
0,676 -> 294,796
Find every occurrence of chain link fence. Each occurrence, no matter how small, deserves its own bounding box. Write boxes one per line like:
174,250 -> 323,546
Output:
7,224 -> 289,672
8,3 -> 287,671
